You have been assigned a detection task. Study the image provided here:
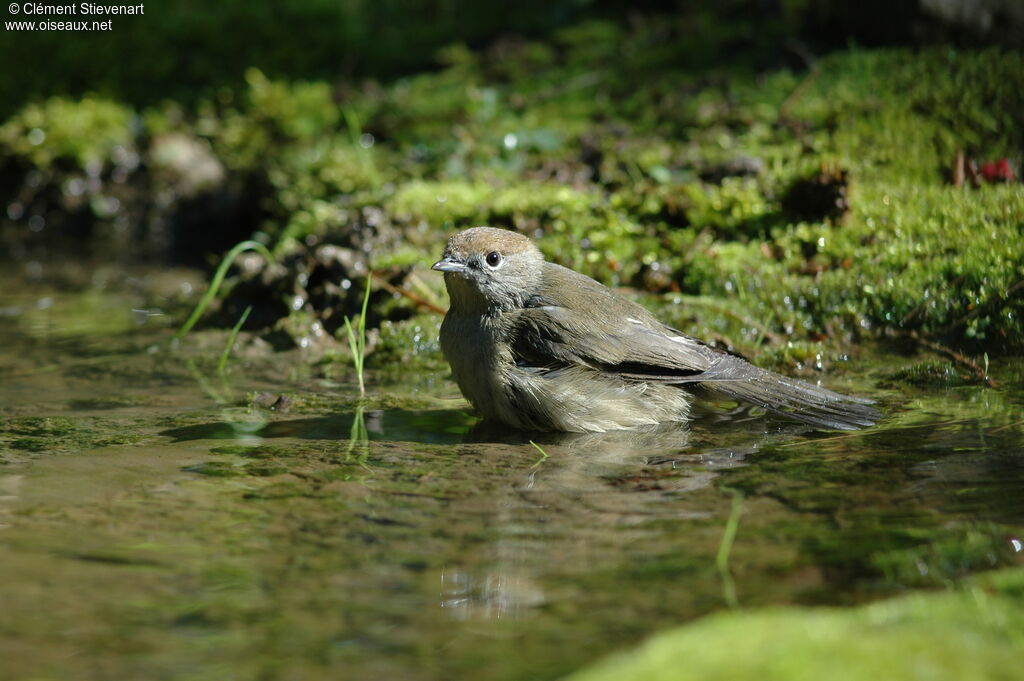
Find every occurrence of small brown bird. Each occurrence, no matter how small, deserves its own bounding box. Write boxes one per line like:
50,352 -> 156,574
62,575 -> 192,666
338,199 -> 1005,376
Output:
433,227 -> 878,433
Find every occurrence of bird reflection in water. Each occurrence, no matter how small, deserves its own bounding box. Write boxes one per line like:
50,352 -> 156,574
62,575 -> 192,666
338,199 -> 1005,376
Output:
435,414 -> 782,620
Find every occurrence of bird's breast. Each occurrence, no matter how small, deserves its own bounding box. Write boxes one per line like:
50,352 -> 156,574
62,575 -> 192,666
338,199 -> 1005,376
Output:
440,312 -> 517,421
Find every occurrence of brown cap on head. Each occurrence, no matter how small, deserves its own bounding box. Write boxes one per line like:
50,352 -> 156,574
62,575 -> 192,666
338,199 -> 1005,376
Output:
444,227 -> 538,259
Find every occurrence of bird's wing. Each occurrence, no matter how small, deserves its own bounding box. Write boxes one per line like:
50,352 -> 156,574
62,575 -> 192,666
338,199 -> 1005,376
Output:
507,262 -> 878,430
507,263 -> 718,376
509,294 -> 766,380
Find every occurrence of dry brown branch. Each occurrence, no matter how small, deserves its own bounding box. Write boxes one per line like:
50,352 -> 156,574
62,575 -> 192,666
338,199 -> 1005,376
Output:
371,271 -> 447,315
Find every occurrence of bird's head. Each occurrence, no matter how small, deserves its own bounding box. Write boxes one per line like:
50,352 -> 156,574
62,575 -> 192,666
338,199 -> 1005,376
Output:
432,227 -> 544,313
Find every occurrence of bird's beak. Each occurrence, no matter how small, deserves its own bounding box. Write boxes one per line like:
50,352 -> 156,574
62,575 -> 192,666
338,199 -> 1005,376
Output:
431,256 -> 468,274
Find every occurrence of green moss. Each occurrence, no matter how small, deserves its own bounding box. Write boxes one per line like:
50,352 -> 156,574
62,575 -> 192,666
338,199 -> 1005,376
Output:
882,361 -> 973,387
0,96 -> 135,169
388,179 -> 653,283
94,433 -> 147,447
183,461 -> 248,477
4,23 -> 1023,356
244,463 -> 291,477
68,396 -> 152,410
679,179 -> 775,237
209,444 -> 293,458
566,568 -> 1024,681
373,47 -> 1022,351
789,49 -> 1024,183
372,315 -> 445,370
9,438 -> 48,452
0,415 -> 151,462
872,526 -> 1015,587
3,416 -> 81,437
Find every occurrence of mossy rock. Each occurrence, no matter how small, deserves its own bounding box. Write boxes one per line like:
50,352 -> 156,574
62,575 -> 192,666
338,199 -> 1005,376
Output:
567,569 -> 1024,681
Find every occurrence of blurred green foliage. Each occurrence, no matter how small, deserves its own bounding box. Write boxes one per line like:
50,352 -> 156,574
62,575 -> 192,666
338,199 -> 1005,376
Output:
0,97 -> 135,168
1,0 -> 963,121
1,9 -> 1022,355
0,0 -> 594,119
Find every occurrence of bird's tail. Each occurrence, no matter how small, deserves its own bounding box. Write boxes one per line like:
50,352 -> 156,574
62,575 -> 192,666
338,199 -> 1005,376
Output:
696,366 -> 879,431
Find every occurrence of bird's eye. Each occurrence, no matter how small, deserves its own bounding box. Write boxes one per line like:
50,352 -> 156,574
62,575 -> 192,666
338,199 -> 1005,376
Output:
485,251 -> 502,268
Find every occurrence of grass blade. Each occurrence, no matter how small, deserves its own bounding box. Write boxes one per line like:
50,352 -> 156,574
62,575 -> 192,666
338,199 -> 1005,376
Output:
344,275 -> 372,397
174,240 -> 273,341
217,305 -> 252,376
529,440 -> 550,468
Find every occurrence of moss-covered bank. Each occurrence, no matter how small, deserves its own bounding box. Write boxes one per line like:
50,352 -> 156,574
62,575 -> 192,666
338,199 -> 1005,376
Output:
2,18 -> 1021,364
566,568 -> 1024,681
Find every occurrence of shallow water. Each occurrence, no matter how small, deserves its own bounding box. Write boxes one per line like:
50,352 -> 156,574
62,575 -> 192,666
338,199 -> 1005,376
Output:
1,279 -> 1022,681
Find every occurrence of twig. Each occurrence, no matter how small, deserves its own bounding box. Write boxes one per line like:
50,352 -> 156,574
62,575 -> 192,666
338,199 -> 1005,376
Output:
989,419 -> 1024,434
404,271 -> 445,309
372,272 -> 446,315
907,330 -> 999,388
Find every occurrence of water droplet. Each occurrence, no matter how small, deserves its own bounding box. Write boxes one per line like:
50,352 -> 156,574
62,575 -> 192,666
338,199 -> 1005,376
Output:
66,178 -> 86,197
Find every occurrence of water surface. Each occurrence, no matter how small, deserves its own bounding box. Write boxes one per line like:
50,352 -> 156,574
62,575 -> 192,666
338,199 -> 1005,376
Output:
1,279 -> 1022,681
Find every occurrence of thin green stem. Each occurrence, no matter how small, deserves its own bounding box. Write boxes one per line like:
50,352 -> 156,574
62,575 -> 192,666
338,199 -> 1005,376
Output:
528,440 -> 550,468
344,275 -> 373,397
217,305 -> 252,376
174,240 -> 273,341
